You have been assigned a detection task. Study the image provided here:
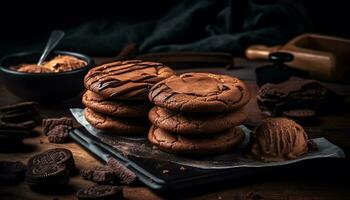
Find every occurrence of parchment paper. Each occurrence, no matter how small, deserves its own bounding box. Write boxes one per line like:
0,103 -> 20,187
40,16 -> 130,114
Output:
71,108 -> 345,169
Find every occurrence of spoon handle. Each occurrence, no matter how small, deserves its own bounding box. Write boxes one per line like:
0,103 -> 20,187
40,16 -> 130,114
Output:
37,30 -> 65,65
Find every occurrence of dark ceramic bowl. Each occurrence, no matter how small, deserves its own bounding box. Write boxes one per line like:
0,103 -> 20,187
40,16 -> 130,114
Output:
0,51 -> 94,102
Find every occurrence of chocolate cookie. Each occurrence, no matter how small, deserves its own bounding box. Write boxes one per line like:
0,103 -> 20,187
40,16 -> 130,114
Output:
84,60 -> 175,100
77,185 -> 123,200
28,148 -> 75,173
149,73 -> 251,112
148,125 -> 245,155
82,90 -> 151,118
25,163 -> 69,191
84,108 -> 149,135
149,106 -> 247,134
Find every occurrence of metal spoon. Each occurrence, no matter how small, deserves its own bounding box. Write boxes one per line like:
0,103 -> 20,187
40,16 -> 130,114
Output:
37,30 -> 65,66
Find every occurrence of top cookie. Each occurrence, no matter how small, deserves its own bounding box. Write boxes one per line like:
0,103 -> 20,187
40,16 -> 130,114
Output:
84,60 -> 175,100
149,73 -> 251,112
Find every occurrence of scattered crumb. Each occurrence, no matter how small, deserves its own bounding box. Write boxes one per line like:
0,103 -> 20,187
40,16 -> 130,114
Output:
217,195 -> 222,200
246,192 -> 263,200
180,166 -> 186,171
162,170 -> 169,174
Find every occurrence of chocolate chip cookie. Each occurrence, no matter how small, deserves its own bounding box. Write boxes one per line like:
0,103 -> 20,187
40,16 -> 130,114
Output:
84,60 -> 175,100
149,73 -> 251,112
148,125 -> 245,155
84,108 -> 149,135
82,90 -> 151,118
149,106 -> 247,135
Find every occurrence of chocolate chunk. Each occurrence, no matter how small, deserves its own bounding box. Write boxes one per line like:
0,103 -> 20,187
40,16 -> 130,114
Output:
257,77 -> 342,116
27,148 -> 75,173
0,161 -> 26,185
0,102 -> 38,113
81,166 -> 118,185
42,117 -> 73,135
0,102 -> 41,125
47,125 -> 70,144
106,158 -> 136,185
76,185 -> 123,200
25,163 -> 69,191
0,120 -> 36,131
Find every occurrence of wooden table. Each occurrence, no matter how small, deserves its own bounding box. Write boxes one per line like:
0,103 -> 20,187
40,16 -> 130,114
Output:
1,58 -> 350,200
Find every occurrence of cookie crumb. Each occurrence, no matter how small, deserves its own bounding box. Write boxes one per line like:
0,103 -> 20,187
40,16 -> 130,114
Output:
246,192 -> 263,200
180,166 -> 186,171
162,170 -> 169,174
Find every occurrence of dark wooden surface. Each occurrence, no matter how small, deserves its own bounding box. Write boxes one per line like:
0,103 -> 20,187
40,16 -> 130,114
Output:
1,58 -> 350,200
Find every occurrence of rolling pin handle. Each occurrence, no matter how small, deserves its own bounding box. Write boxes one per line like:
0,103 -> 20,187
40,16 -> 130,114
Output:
245,45 -> 283,60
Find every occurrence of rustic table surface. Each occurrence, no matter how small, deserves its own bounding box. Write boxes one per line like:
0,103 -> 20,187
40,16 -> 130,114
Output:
0,58 -> 349,200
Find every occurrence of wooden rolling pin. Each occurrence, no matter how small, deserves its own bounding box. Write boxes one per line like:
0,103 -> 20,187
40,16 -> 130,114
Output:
245,34 -> 350,81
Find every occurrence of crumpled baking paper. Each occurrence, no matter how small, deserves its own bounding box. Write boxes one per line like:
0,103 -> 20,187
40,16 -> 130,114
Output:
71,108 -> 345,169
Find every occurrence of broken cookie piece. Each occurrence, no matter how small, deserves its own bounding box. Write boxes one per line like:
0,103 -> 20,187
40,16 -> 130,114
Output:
47,125 -> 71,143
42,117 -> 73,135
81,158 -> 136,185
81,166 -> 118,185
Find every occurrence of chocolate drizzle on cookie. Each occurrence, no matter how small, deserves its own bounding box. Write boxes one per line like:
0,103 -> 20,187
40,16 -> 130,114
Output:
84,60 -> 175,100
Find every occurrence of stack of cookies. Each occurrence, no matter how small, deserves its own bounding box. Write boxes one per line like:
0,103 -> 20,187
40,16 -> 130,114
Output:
83,60 -> 175,135
148,72 -> 251,155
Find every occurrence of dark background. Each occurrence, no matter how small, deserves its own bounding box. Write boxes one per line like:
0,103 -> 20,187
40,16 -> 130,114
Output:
0,0 -> 349,57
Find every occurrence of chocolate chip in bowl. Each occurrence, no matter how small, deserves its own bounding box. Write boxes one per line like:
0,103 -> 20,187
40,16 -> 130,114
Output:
0,51 -> 94,102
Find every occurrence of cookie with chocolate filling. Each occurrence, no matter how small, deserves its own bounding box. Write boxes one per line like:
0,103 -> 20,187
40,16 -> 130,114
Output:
84,108 -> 149,135
148,125 -> 245,155
27,148 -> 76,173
84,60 -> 175,100
82,90 -> 151,118
25,163 -> 69,191
149,73 -> 251,112
149,106 -> 247,134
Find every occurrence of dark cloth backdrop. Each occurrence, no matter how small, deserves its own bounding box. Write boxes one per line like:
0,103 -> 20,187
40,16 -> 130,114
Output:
0,0 -> 312,57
